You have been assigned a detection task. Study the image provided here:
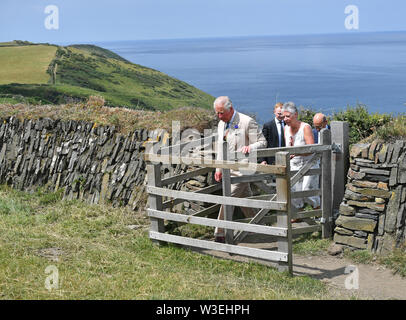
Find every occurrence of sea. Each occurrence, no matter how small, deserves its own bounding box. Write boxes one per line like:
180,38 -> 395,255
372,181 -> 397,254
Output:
94,32 -> 406,125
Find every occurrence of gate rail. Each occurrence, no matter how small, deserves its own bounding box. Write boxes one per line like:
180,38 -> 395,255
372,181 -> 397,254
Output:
144,129 -> 332,274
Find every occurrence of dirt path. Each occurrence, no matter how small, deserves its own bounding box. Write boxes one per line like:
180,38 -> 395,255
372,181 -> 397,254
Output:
293,253 -> 406,299
195,235 -> 406,300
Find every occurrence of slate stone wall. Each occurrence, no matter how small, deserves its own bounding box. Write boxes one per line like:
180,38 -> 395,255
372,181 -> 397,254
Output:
0,116 -> 215,213
0,117 -> 150,211
334,139 -> 406,254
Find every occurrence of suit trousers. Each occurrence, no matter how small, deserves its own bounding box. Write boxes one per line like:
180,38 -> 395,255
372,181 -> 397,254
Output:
214,182 -> 256,236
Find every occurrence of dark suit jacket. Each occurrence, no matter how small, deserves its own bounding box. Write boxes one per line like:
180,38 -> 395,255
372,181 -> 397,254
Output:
312,124 -> 331,144
260,119 -> 285,164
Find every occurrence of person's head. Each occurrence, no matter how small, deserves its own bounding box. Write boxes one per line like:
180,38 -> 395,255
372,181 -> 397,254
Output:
273,102 -> 284,121
281,101 -> 299,126
213,96 -> 234,123
313,113 -> 328,131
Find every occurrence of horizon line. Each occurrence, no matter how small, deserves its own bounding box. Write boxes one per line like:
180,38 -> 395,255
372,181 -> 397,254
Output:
38,29 -> 406,46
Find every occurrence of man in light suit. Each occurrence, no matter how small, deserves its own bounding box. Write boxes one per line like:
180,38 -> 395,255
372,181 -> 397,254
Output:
260,102 -> 286,165
213,96 -> 267,243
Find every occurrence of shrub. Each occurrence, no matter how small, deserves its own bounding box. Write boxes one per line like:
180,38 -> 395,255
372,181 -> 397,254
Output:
297,106 -> 319,125
86,95 -> 105,107
375,114 -> 406,141
332,104 -> 392,145
298,104 -> 393,145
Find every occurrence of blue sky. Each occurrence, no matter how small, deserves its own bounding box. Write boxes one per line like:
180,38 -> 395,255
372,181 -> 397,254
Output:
1,0 -> 406,43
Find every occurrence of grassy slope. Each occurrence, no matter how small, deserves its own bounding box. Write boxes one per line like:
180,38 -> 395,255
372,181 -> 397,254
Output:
0,42 -> 214,111
0,185 -> 331,300
0,45 -> 57,84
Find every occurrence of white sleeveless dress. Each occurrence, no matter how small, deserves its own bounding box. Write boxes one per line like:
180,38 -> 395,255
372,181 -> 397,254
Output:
285,122 -> 320,209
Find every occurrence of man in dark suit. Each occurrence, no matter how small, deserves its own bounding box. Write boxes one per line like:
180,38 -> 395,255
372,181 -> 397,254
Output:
260,102 -> 286,164
312,113 -> 330,143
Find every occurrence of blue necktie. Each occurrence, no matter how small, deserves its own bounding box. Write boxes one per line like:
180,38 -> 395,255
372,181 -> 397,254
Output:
223,122 -> 230,141
279,121 -> 284,147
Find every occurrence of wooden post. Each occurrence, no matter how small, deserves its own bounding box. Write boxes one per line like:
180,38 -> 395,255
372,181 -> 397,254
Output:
276,151 -> 292,274
320,128 -> 333,238
146,143 -> 165,245
330,121 -> 349,216
222,141 -> 234,244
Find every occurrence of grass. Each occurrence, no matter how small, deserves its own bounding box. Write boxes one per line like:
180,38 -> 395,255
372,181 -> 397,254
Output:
1,184 -> 405,300
379,249 -> 406,277
0,184 -> 333,300
0,42 -> 215,111
343,248 -> 375,264
292,233 -> 332,256
0,96 -> 23,104
0,45 -> 57,84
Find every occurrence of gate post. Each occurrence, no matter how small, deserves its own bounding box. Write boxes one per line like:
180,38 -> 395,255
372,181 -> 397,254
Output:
276,151 -> 292,274
330,121 -> 349,216
320,129 -> 333,238
146,142 -> 165,245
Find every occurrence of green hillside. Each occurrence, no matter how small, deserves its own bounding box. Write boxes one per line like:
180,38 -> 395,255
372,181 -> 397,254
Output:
0,44 -> 57,85
0,41 -> 214,110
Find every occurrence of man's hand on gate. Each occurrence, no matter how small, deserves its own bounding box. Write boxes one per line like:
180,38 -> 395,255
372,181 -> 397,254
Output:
215,171 -> 222,182
241,145 -> 250,154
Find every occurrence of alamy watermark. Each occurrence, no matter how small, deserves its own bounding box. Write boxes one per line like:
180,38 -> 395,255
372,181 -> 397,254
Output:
44,265 -> 59,291
344,5 -> 359,30
43,4 -> 359,32
146,121 -> 261,175
44,5 -> 59,30
344,265 -> 359,290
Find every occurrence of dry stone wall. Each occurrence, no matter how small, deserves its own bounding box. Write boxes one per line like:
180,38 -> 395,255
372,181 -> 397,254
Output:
0,116 -> 213,212
334,139 -> 406,254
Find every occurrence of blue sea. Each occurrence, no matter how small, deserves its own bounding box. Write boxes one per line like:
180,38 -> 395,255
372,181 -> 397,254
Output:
94,32 -> 406,124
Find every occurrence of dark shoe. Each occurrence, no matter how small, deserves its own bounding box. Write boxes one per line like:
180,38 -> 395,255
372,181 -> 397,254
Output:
291,218 -> 303,223
214,236 -> 225,243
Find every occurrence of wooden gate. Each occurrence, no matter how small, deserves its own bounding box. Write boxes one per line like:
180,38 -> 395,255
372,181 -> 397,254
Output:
144,129 -> 333,275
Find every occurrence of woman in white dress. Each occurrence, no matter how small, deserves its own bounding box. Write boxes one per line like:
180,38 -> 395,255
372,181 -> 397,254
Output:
282,102 -> 321,211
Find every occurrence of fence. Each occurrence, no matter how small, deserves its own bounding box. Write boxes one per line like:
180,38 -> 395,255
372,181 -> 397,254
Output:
144,128 -> 338,275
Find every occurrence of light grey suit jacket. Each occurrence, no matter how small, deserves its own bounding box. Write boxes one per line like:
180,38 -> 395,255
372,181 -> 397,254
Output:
216,111 -> 267,176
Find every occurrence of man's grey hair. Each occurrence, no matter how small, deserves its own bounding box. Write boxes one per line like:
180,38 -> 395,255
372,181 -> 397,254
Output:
282,101 -> 298,114
213,96 -> 233,111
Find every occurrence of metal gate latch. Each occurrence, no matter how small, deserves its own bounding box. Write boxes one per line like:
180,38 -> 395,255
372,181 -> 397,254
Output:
331,142 -> 342,154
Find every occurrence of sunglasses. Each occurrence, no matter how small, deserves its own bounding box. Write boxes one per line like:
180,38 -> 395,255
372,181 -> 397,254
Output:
289,136 -> 294,146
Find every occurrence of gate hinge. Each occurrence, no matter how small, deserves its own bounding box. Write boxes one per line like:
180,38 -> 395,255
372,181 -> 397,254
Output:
331,142 -> 342,154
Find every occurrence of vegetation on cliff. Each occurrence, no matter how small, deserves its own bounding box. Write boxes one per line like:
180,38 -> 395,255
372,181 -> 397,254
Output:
0,99 -> 217,135
298,103 -> 403,145
0,41 -> 214,111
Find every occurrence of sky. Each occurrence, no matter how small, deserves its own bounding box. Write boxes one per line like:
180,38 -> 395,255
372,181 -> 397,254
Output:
1,0 -> 406,44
